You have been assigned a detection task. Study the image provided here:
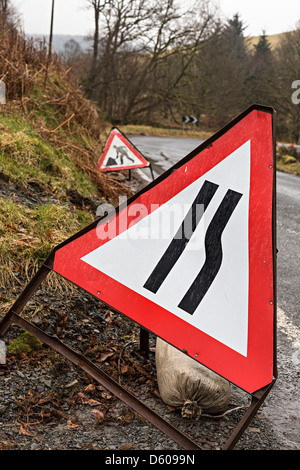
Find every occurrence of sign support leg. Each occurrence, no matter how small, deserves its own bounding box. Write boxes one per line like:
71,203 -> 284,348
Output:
0,262 -> 52,338
149,163 -> 155,181
222,382 -> 275,450
139,327 -> 150,357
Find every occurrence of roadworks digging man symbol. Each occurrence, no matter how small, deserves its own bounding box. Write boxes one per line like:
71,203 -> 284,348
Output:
107,144 -> 135,166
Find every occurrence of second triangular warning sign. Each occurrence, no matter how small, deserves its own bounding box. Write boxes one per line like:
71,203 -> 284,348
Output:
98,128 -> 150,171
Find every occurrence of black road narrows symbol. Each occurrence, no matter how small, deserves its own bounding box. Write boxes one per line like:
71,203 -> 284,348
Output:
143,180 -> 219,294
178,188 -> 243,314
143,181 -> 243,315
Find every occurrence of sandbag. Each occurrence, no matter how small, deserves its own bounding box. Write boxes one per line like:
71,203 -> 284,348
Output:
155,337 -> 230,420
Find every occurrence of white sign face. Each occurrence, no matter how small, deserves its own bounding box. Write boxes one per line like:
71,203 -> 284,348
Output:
82,140 -> 251,356
101,134 -> 146,169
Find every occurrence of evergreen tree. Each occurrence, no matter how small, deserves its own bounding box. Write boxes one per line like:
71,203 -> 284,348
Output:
224,13 -> 248,60
247,31 -> 276,109
254,31 -> 272,54
226,13 -> 247,37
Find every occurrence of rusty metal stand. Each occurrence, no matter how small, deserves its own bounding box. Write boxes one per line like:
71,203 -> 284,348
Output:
222,382 -> 275,450
139,327 -> 150,357
0,259 -> 276,451
149,163 -> 155,181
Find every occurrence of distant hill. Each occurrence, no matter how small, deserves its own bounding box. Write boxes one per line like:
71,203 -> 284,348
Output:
26,31 -> 292,56
26,34 -> 90,53
247,31 -> 291,50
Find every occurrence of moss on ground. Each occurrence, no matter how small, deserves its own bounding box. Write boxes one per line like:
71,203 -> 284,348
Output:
7,330 -> 42,355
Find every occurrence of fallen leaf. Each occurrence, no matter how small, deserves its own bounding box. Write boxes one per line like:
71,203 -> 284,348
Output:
91,409 -> 105,422
98,351 -> 114,362
86,398 -> 102,407
46,229 -> 52,240
166,405 -> 177,412
67,419 -> 80,430
20,424 -> 35,437
121,364 -> 129,374
118,443 -> 134,450
84,384 -> 96,394
101,391 -> 112,400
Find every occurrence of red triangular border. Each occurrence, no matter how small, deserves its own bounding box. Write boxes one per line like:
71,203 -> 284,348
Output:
53,106 -> 276,394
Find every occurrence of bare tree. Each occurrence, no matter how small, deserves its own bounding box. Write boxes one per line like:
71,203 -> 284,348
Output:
0,0 -> 9,18
63,39 -> 82,64
85,0 -> 110,69
0,0 -> 19,29
87,0 -> 219,123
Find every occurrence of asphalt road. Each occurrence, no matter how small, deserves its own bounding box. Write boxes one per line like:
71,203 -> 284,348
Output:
131,134 -> 300,450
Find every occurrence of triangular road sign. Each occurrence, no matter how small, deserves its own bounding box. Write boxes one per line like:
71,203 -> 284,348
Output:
53,105 -> 276,394
98,127 -> 150,171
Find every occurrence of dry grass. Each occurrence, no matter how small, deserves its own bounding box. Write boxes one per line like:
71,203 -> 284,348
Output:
25,71 -> 131,204
0,197 -> 94,291
0,21 -> 47,101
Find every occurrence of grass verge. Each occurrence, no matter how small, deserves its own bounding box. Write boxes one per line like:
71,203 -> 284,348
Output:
116,124 -> 213,140
0,197 -> 93,290
0,115 -> 98,199
276,147 -> 300,176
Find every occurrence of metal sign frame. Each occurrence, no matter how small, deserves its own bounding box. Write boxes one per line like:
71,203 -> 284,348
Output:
0,104 -> 277,450
53,105 -> 276,394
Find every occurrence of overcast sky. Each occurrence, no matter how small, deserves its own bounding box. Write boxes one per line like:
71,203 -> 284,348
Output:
14,0 -> 300,37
